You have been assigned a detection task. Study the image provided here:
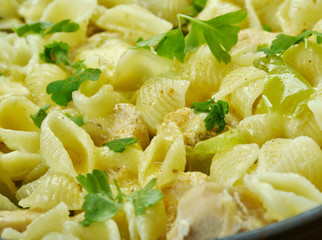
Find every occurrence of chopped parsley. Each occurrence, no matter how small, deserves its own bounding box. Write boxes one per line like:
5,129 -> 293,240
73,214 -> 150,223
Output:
66,114 -> 84,127
191,98 -> 229,132
77,170 -> 163,226
135,10 -> 247,63
40,41 -> 70,66
13,19 -> 79,37
261,30 -> 322,56
102,138 -> 138,153
30,104 -> 50,128
46,68 -> 101,106
262,24 -> 273,32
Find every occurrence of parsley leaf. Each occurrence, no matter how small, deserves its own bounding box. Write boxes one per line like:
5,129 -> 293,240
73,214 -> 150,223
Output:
77,170 -> 163,226
0,73 -> 3,76
46,68 -> 101,106
191,98 -> 229,132
261,30 -> 322,56
262,24 -> 273,32
66,114 -> 84,126
45,19 -> 79,35
76,170 -> 123,226
191,0 -> 208,16
40,41 -> 70,65
30,104 -> 50,128
12,19 -> 79,37
102,137 -> 138,153
127,178 -> 163,215
135,10 -> 247,63
13,21 -> 53,37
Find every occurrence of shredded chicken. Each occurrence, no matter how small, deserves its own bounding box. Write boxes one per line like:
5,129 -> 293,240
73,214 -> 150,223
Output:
167,182 -> 270,240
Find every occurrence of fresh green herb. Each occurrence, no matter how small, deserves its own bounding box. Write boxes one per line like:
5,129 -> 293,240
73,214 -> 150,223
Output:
191,0 -> 208,16
191,98 -> 229,132
12,19 -> 79,37
40,41 -> 70,65
77,170 -> 163,226
30,104 -> 50,128
262,24 -> 273,32
66,114 -> 84,126
261,30 -> 322,56
76,170 -> 123,226
13,21 -> 53,37
46,68 -> 101,106
102,137 -> 138,153
0,73 -> 3,76
45,19 -> 79,35
135,10 -> 247,63
126,178 -> 163,215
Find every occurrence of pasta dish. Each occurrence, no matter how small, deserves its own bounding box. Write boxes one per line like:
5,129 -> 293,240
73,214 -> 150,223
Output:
0,0 -> 322,239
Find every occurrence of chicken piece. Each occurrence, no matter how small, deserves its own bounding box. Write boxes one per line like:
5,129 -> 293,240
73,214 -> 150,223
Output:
160,107 -> 239,146
162,172 -> 209,231
84,103 -> 150,149
0,209 -> 44,234
167,182 -> 270,240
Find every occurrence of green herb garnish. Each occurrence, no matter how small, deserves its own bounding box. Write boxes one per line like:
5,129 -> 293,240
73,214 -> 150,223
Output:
40,41 -> 70,65
135,10 -> 247,63
66,114 -> 84,126
30,104 -> 50,128
261,30 -> 322,56
77,170 -> 163,226
46,68 -> 101,106
191,98 -> 229,132
102,137 -> 138,153
13,19 -> 79,37
262,24 -> 273,32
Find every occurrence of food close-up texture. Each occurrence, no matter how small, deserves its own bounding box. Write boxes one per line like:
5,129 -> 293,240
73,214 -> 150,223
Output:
0,0 -> 322,239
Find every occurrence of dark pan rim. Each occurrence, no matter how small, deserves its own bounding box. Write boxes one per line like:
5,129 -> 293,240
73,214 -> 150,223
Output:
216,205 -> 322,240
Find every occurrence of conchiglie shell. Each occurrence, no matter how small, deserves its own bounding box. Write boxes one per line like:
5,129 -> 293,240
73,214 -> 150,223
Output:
0,128 -> 40,153
41,0 -> 96,46
19,173 -> 84,210
0,75 -> 29,101
139,123 -> 186,188
72,84 -> 115,117
257,138 -> 293,173
95,4 -> 172,43
123,200 -> 166,240
112,48 -> 173,91
283,41 -> 322,87
19,202 -> 70,240
17,0 -> 52,22
0,96 -> 39,132
183,44 -> 231,105
270,136 -> 322,191
230,78 -> 265,118
210,143 -> 260,186
136,78 -> 190,134
0,151 -> 42,180
25,63 -> 68,107
244,172 -> 322,221
236,114 -> 287,146
0,193 -> 17,210
40,111 -> 96,176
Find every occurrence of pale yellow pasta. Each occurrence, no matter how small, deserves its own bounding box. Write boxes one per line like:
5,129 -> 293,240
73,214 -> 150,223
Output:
0,151 -> 41,181
123,201 -> 166,240
0,194 -> 18,211
112,48 -> 173,91
183,44 -> 230,105
283,41 -> 322,87
17,0 -> 53,23
139,123 -> 186,188
72,84 -> 115,117
25,63 -> 68,107
40,111 -> 96,176
244,172 -> 322,221
18,173 -> 84,210
308,99 -> 322,131
136,77 -> 190,134
41,0 -> 97,46
210,143 -> 260,186
95,4 -> 173,43
0,76 -> 29,101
